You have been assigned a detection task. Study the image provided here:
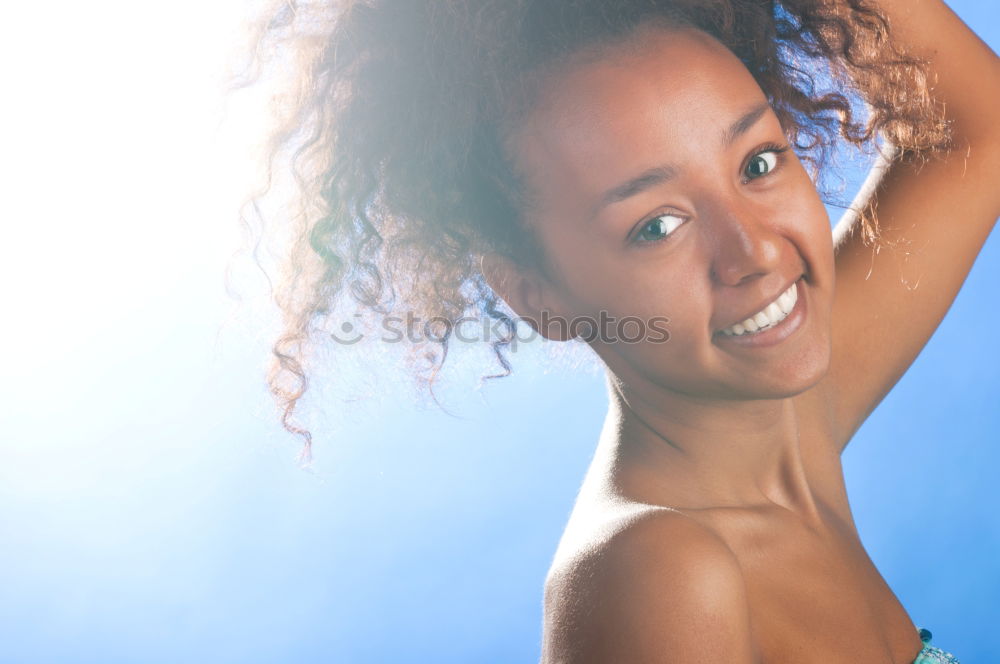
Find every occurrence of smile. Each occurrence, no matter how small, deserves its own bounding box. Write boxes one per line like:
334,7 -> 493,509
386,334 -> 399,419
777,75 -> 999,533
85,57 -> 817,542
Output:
712,276 -> 808,349
720,280 -> 798,337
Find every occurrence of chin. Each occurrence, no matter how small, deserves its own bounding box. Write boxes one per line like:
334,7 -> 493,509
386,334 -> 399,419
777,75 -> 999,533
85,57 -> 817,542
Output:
736,344 -> 832,400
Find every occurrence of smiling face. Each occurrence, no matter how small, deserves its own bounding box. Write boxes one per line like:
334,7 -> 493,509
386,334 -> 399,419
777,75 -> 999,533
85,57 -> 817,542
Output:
502,22 -> 835,402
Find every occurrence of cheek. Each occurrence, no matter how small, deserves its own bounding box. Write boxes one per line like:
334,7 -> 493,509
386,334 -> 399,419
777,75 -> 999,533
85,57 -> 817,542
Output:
549,244 -> 705,342
604,262 -> 709,351
777,179 -> 834,261
803,200 -> 835,269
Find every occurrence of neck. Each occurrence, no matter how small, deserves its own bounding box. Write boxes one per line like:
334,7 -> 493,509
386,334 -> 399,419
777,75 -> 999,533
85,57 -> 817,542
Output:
592,371 -> 823,525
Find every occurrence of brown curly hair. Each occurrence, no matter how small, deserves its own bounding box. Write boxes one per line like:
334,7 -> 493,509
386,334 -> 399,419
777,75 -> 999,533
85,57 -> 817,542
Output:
228,0 -> 950,465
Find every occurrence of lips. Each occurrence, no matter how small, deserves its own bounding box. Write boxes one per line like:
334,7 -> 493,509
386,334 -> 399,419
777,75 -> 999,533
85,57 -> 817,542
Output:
714,274 -> 804,336
712,275 -> 808,348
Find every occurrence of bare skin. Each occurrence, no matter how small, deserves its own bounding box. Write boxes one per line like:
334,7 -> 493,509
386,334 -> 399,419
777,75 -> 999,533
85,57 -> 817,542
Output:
482,2 -> 999,662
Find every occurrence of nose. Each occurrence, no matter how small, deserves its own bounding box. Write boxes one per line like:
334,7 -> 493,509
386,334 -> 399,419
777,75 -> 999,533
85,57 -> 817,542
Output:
704,195 -> 783,286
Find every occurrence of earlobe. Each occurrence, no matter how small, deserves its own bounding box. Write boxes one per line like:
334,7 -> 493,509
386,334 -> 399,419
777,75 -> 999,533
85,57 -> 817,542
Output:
479,252 -> 572,342
480,251 -> 541,320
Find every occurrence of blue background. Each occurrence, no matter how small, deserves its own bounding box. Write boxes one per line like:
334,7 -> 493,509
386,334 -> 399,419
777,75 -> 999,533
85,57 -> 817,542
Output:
0,1 -> 995,662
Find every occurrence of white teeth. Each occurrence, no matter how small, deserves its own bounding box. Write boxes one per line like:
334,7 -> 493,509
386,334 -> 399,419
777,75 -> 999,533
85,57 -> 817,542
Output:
765,302 -> 783,321
777,289 -> 794,314
720,281 -> 799,337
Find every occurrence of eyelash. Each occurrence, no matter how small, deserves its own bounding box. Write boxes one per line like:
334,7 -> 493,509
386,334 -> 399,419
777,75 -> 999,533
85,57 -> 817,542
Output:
629,142 -> 792,248
741,142 -> 791,184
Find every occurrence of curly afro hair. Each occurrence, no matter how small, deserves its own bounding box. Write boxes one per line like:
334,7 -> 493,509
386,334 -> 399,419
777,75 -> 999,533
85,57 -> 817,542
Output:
230,0 -> 950,464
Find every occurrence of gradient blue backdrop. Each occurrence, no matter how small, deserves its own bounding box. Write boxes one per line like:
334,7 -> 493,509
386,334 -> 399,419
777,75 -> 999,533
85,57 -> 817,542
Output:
0,1 -> 995,662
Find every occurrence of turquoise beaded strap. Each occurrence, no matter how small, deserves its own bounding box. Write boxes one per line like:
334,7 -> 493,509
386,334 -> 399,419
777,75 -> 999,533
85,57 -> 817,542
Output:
912,627 -> 961,664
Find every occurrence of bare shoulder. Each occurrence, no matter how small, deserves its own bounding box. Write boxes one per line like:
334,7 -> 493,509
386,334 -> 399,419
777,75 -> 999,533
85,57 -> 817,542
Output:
542,507 -> 760,664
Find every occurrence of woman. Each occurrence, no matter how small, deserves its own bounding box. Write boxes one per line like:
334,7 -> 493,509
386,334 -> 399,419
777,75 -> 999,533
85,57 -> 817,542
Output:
241,0 -> 998,661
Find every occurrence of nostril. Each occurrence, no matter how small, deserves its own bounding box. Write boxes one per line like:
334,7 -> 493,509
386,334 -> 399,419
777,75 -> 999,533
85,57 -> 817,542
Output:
712,266 -> 768,288
708,234 -> 785,287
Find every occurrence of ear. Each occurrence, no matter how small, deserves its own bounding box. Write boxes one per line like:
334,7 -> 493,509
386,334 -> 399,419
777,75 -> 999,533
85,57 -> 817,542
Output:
479,252 -> 574,342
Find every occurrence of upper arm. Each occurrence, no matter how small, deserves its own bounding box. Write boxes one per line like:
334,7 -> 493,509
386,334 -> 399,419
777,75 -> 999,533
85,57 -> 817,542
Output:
822,131 -> 1000,453
815,2 -> 1000,454
542,511 -> 759,664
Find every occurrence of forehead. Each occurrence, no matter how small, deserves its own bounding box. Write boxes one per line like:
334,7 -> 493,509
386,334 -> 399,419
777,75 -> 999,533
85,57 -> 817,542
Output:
508,25 -> 770,216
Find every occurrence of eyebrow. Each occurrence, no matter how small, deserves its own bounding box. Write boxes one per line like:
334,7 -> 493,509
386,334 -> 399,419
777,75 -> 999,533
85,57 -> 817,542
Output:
592,100 -> 773,216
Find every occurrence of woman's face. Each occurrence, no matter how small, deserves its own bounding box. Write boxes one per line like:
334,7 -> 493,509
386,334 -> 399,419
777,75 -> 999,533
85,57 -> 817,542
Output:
506,23 -> 835,401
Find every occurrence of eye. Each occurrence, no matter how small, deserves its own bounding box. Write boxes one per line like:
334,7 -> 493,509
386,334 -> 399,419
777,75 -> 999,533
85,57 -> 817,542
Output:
742,143 -> 790,182
746,152 -> 777,178
633,212 -> 685,245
